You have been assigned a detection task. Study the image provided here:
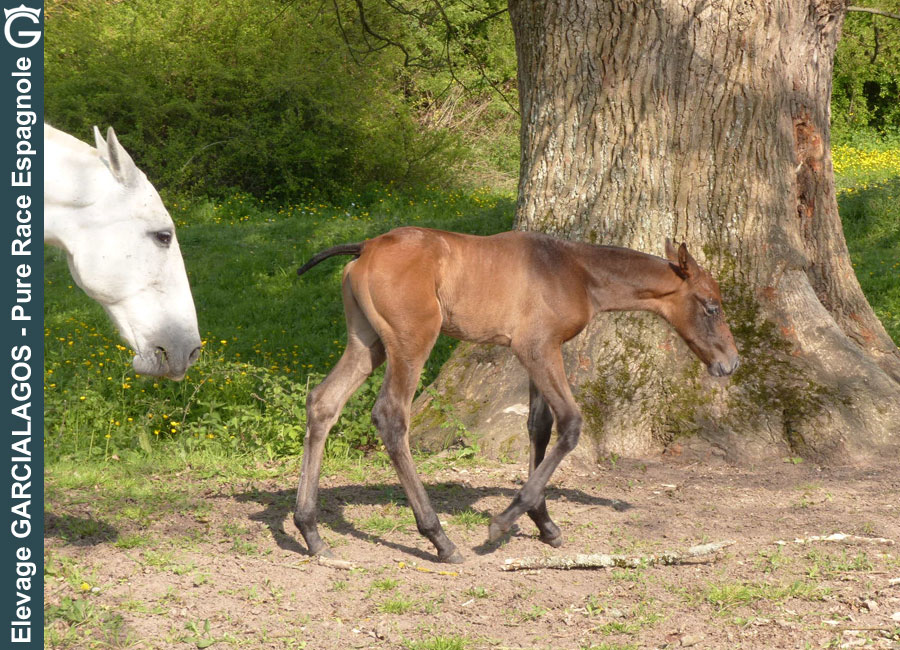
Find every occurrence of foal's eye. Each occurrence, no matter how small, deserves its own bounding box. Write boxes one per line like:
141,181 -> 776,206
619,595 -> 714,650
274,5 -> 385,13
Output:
152,230 -> 173,247
703,302 -> 720,317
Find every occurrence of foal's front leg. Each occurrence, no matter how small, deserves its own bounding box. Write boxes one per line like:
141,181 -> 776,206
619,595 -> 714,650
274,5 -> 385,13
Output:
489,342 -> 582,543
526,381 -> 563,547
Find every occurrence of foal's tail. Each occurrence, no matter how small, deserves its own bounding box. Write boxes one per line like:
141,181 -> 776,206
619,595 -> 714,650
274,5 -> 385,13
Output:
297,242 -> 364,276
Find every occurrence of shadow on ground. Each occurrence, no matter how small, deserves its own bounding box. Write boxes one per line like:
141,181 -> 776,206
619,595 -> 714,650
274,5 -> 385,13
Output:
234,481 -> 632,562
45,511 -> 119,546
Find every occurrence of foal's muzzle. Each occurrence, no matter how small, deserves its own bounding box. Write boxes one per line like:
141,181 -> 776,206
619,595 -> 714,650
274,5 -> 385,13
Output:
708,357 -> 740,377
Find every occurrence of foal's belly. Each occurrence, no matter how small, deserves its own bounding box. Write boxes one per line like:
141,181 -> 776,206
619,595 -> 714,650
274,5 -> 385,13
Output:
440,320 -> 512,346
438,297 -> 516,347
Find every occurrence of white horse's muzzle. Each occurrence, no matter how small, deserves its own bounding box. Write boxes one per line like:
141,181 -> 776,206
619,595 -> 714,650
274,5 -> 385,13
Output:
133,337 -> 202,380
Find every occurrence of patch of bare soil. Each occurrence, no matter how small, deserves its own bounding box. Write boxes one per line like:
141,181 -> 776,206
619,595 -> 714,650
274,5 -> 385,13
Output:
45,453 -> 900,649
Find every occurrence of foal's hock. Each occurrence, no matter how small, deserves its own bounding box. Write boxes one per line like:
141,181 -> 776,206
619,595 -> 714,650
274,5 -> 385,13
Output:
295,227 -> 739,563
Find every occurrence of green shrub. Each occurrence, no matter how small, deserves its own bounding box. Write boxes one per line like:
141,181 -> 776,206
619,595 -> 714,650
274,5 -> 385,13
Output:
45,0 -> 468,198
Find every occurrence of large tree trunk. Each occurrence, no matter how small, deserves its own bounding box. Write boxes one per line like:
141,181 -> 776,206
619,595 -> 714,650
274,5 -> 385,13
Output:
411,0 -> 900,464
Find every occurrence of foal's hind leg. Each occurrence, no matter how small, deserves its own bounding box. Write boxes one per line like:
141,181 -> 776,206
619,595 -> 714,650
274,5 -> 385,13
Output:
295,273 -> 385,557
526,381 -> 563,547
364,290 -> 463,563
372,341 -> 464,563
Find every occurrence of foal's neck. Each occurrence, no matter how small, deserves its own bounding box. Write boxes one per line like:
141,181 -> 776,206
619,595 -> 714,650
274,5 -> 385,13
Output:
573,244 -> 679,316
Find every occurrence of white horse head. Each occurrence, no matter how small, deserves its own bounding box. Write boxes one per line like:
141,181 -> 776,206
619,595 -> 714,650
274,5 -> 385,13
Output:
45,124 -> 202,380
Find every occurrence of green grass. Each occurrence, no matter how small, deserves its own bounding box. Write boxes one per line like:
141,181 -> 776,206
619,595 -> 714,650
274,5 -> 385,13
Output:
803,549 -> 874,578
837,177 -> 900,343
44,186 -> 514,462
404,635 -> 471,650
44,155 -> 898,469
359,503 -> 417,536
113,532 -> 154,550
696,579 -> 828,614
449,508 -> 490,530
370,577 -> 400,592
831,143 -> 900,345
379,596 -> 416,614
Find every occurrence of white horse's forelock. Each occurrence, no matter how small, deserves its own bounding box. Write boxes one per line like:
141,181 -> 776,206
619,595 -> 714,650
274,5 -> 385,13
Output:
44,123 -> 202,380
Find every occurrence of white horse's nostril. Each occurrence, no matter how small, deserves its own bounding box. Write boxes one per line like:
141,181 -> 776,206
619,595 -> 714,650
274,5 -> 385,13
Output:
155,346 -> 168,362
188,346 -> 202,364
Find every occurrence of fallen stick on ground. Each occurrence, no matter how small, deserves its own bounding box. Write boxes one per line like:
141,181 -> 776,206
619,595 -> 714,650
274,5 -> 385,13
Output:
776,533 -> 895,546
501,540 -> 735,571
271,556 -> 358,570
317,556 -> 356,570
395,560 -> 460,577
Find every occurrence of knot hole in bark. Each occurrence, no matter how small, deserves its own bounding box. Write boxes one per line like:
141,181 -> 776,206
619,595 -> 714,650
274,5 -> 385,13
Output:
792,114 -> 824,221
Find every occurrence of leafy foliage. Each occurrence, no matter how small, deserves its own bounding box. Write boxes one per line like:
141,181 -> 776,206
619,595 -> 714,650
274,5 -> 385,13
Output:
832,2 -> 900,141
45,0 -> 517,198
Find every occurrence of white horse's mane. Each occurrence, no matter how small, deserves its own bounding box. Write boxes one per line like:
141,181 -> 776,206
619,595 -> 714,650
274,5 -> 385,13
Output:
45,122 -> 98,156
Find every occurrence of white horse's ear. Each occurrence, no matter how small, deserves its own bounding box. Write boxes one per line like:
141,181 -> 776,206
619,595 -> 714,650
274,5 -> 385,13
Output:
104,126 -> 140,188
93,125 -> 107,154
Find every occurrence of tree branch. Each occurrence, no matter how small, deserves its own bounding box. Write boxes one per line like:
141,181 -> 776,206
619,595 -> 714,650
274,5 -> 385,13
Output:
870,14 -> 880,64
332,0 -> 364,65
326,0 -> 516,111
847,5 -> 900,21
501,540 -> 735,571
353,0 -> 413,65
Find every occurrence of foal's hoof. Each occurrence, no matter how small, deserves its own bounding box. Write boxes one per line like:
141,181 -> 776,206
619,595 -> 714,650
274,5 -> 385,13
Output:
487,519 -> 517,544
309,546 -> 335,559
439,549 -> 465,564
539,532 -> 564,548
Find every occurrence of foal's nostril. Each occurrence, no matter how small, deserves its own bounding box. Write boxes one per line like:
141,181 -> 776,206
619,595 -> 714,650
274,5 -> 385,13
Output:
709,358 -> 740,377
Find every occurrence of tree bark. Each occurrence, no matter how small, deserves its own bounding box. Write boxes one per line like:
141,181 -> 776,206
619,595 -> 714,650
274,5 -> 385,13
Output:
411,0 -> 900,463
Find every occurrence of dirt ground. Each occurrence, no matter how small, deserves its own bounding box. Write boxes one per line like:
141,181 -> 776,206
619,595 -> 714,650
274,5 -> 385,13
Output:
45,450 -> 900,649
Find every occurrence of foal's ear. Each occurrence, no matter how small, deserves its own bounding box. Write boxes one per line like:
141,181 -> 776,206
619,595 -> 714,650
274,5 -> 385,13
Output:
665,239 -> 700,280
677,242 -> 702,279
664,238 -> 679,264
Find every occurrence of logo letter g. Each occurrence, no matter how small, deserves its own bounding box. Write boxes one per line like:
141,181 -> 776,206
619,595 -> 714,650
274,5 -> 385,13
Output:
4,5 -> 42,49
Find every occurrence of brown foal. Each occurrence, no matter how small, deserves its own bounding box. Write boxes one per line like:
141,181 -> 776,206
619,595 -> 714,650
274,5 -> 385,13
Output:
295,227 -> 739,563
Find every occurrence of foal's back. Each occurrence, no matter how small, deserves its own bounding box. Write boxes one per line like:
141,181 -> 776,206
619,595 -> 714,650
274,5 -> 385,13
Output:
347,227 -> 594,347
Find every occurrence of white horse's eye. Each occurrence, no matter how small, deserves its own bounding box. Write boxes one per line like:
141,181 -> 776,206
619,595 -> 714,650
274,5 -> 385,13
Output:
152,230 -> 173,247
